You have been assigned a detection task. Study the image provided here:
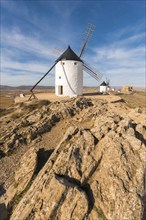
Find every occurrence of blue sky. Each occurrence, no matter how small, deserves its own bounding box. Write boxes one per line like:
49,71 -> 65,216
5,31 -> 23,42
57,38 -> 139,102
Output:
1,0 -> 145,87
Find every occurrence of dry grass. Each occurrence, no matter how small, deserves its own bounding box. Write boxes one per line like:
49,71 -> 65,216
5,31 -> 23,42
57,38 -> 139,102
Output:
0,96 -> 14,109
118,91 -> 146,108
0,88 -> 145,111
0,95 -> 15,118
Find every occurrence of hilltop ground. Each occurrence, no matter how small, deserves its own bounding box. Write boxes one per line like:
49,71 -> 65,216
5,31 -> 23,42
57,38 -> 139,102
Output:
0,87 -> 145,108
0,88 -> 145,220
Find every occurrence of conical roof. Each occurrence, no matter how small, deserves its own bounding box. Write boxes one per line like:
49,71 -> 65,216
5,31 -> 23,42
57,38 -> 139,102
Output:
55,46 -> 83,63
100,81 -> 107,86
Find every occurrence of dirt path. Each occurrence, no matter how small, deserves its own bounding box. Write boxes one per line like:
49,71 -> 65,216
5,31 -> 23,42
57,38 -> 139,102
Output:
15,93 -> 121,103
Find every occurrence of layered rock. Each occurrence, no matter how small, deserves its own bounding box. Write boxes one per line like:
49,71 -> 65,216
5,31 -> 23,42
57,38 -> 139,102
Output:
0,98 -> 96,155
0,97 -> 145,220
10,117 -> 145,220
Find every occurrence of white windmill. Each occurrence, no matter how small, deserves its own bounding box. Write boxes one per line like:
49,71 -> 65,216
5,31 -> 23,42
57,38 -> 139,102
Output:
99,78 -> 110,93
29,23 -> 103,99
55,46 -> 83,96
99,81 -> 108,93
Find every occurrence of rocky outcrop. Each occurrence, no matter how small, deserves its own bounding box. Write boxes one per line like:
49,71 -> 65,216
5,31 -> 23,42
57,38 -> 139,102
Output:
0,98 -> 97,155
0,147 -> 54,218
0,147 -> 37,215
0,97 -> 145,220
10,117 -> 145,220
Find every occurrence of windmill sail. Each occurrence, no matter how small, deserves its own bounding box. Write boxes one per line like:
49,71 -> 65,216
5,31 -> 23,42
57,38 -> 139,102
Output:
83,61 -> 103,81
106,78 -> 110,86
79,23 -> 96,58
53,48 -> 63,56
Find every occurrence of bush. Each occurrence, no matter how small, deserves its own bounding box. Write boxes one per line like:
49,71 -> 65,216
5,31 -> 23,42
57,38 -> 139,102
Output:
38,100 -> 51,106
0,108 -> 6,117
11,112 -> 24,119
23,100 -> 51,112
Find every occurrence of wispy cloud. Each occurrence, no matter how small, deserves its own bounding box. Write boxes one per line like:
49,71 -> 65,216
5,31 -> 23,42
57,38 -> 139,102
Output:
1,1 -> 145,87
1,28 -> 57,85
1,19 -> 82,86
1,27 -> 145,87
1,0 -> 79,46
1,71 -> 55,86
1,29 -> 57,60
88,30 -> 145,87
106,20 -> 145,41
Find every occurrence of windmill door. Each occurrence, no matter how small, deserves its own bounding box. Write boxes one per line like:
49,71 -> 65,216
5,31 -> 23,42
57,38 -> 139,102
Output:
58,85 -> 63,95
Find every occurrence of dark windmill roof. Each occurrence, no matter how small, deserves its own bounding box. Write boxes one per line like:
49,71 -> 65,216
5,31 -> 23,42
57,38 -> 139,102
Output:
100,81 -> 107,86
55,46 -> 83,63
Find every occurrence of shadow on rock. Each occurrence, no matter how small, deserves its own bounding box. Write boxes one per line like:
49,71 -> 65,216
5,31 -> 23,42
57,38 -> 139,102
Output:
0,203 -> 7,220
54,173 -> 95,216
0,184 -> 6,196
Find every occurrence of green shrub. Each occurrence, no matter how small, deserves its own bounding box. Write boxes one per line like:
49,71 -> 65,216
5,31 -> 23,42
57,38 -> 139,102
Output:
11,112 -> 24,119
94,206 -> 107,220
23,100 -> 50,112
38,99 -> 51,106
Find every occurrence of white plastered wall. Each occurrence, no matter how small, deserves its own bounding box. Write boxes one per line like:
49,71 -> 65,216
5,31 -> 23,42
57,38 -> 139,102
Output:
100,86 -> 107,93
55,60 -> 83,97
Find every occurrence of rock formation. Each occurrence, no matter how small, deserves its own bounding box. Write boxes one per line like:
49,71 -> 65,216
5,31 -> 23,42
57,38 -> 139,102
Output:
0,97 -> 145,220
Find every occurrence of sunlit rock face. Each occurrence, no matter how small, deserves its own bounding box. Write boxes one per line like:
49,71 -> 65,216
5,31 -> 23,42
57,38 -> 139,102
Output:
0,97 -> 145,220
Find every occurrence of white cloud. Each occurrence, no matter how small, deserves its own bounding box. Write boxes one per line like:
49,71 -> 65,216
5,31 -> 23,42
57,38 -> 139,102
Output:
1,29 -> 57,60
1,20 -> 82,86
1,16 -> 145,88
1,71 -> 55,87
88,32 -> 145,87
1,55 -> 52,74
1,54 -> 55,86
1,1 -> 78,47
1,29 -> 58,86
107,22 -> 145,40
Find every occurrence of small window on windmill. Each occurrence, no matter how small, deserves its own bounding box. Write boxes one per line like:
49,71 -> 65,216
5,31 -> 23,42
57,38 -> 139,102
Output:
63,62 -> 65,65
74,62 -> 77,65
59,76 -> 61,79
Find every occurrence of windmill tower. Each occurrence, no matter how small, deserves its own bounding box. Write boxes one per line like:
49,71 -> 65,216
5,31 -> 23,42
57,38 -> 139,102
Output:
100,81 -> 108,93
55,46 -> 83,97
29,23 -> 103,100
99,78 -> 110,93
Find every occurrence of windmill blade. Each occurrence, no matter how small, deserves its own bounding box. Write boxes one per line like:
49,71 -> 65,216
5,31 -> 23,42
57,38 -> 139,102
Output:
84,66 -> 102,81
28,62 -> 56,100
79,23 -> 96,58
53,47 -> 63,56
106,77 -> 110,86
83,61 -> 103,79
83,62 -> 103,81
83,66 -> 99,81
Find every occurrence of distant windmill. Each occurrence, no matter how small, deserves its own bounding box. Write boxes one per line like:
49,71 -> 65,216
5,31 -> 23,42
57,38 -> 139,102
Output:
29,23 -> 103,100
99,78 -> 110,93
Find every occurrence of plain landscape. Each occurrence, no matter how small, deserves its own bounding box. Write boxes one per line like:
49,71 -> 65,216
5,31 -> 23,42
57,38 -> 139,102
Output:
0,87 -> 146,220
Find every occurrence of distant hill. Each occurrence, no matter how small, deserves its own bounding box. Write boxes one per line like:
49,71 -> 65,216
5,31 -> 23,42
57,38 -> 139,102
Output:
0,85 -> 54,90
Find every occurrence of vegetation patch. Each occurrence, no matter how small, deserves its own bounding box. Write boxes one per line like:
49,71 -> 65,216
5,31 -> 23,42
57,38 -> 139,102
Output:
22,99 -> 51,112
7,148 -> 54,218
0,95 -> 14,109
7,173 -> 37,219
0,108 -> 7,117
10,112 -> 24,119
117,91 -> 145,108
37,99 -> 51,106
94,206 -> 107,220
